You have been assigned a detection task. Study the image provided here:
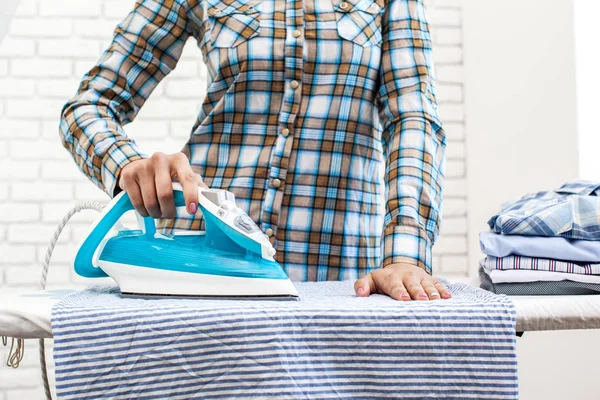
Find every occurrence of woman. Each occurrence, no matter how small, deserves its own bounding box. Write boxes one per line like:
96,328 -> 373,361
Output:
59,0 -> 450,301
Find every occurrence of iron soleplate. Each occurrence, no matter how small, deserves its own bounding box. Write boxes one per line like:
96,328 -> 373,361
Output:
121,292 -> 300,301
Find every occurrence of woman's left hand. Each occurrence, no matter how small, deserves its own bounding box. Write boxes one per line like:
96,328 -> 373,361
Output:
354,263 -> 452,301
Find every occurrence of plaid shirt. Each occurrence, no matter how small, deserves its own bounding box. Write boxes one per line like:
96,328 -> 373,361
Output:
488,181 -> 600,240
59,0 -> 445,281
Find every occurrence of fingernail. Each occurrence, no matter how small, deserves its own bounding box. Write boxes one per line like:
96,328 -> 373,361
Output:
401,293 -> 411,300
418,293 -> 428,300
188,202 -> 197,214
430,292 -> 440,299
357,287 -> 364,296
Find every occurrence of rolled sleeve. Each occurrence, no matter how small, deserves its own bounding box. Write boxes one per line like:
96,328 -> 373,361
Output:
59,0 -> 195,197
100,140 -> 147,197
377,0 -> 446,274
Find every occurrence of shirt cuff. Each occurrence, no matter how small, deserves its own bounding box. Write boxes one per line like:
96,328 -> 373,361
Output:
381,224 -> 433,274
100,140 -> 146,198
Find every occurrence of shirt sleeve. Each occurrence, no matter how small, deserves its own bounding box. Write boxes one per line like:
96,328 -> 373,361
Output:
59,0 -> 200,197
376,0 -> 446,274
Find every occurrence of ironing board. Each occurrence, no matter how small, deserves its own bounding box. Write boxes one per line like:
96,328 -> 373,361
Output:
0,289 -> 74,339
1,283 -> 600,339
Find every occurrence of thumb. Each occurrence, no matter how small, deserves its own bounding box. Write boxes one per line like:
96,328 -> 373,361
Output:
354,273 -> 376,297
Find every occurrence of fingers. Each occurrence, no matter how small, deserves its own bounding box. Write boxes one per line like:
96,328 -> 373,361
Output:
153,153 -> 176,219
171,153 -> 199,215
354,274 -> 375,297
420,278 -> 440,300
139,167 -> 161,219
388,281 -> 410,301
356,264 -> 453,301
195,173 -> 209,189
435,280 -> 452,299
403,273 -> 428,301
122,178 -> 148,217
360,269 -> 411,301
118,152 -> 208,219
377,271 -> 411,301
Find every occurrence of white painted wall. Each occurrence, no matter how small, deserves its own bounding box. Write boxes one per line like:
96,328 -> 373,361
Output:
517,329 -> 600,400
463,2 -> 600,400
0,0 -> 19,43
574,0 -> 600,181
463,0 -> 579,275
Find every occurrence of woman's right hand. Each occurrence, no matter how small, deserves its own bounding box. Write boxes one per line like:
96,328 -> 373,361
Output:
118,152 -> 208,219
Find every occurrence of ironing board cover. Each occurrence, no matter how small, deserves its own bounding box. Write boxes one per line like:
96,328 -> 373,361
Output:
52,281 -> 518,399
0,289 -> 74,339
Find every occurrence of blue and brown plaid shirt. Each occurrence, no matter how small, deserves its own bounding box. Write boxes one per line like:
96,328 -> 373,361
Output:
59,0 -> 445,281
489,181 -> 600,241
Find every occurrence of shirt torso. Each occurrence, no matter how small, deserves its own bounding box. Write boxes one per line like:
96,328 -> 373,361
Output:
59,0 -> 444,281
169,0 -> 387,280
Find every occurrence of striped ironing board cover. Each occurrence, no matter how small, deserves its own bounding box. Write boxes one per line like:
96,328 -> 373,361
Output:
52,281 -> 518,399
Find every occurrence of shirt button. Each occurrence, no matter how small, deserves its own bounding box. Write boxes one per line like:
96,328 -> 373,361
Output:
281,128 -> 290,137
265,228 -> 274,237
292,29 -> 302,38
290,80 -> 299,89
340,1 -> 350,10
272,178 -> 281,188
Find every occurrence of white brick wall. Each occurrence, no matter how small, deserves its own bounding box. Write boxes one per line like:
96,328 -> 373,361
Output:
427,0 -> 468,277
0,0 -> 466,396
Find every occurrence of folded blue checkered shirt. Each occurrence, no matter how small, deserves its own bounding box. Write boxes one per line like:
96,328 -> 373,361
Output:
488,181 -> 600,240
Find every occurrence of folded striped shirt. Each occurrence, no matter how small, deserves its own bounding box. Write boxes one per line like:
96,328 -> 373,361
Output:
483,255 -> 600,275
488,181 -> 600,240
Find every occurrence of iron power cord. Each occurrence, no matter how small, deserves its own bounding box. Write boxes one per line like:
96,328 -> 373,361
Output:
2,201 -> 105,400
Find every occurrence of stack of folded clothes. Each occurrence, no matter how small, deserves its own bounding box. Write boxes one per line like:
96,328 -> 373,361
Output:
479,181 -> 600,295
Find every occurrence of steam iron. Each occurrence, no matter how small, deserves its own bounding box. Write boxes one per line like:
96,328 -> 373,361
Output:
73,183 -> 299,300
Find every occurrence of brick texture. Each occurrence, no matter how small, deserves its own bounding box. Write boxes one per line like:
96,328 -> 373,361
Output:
0,0 -> 467,394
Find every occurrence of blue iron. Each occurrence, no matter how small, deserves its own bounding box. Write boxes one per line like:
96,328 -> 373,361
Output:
74,183 -> 299,299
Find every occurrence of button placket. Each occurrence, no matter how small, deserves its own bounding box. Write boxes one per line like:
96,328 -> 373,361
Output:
262,0 -> 305,239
